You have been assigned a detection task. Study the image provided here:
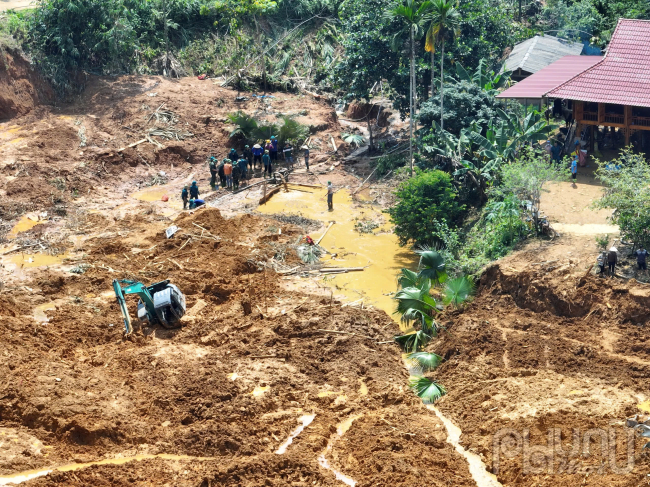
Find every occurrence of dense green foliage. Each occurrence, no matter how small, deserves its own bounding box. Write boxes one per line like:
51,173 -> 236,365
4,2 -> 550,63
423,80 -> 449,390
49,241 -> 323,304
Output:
498,150 -> 570,232
419,80 -> 498,135
532,0 -> 649,45
334,0 -> 524,116
593,148 -> 650,248
387,169 -> 464,246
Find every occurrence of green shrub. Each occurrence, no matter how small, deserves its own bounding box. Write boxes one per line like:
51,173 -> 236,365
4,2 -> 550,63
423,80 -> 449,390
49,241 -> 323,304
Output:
387,170 -> 464,246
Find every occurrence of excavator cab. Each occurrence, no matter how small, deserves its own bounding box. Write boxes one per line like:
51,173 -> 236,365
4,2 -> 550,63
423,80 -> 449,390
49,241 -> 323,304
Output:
113,279 -> 186,334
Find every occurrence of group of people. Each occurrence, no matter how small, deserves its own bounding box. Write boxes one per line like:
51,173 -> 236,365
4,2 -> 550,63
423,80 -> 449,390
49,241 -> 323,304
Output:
596,246 -> 648,277
181,181 -> 205,210
206,139 -> 311,192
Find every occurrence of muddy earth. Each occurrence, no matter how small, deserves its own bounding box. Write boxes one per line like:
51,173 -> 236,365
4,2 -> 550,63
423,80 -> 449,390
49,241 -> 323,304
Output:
1,69 -> 649,487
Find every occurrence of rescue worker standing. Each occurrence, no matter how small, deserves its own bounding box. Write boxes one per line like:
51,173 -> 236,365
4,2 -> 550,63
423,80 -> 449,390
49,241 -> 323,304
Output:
224,159 -> 233,189
262,150 -> 271,178
270,136 -> 278,162
238,157 -> 248,182
209,157 -> 218,190
327,181 -> 334,211
607,246 -> 618,277
218,158 -> 227,187
252,144 -> 263,170
228,148 -> 239,162
190,181 -> 200,200
181,186 -> 189,210
243,145 -> 252,172
232,160 -> 241,191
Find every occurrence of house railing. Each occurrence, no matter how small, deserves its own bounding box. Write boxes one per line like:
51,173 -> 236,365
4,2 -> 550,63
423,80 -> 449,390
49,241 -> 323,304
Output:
604,113 -> 624,124
583,111 -> 598,122
632,116 -> 650,127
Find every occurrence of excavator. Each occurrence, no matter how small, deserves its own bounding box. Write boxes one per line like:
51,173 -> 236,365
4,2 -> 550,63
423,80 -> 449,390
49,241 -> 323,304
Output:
112,279 -> 186,334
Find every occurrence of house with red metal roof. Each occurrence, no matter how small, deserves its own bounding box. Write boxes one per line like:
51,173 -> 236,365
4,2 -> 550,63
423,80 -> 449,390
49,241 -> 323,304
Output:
547,18 -> 650,148
496,55 -> 602,108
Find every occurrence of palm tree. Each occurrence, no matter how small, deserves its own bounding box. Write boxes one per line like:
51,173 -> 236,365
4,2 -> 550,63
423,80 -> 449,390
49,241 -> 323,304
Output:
384,0 -> 429,176
425,0 -> 461,131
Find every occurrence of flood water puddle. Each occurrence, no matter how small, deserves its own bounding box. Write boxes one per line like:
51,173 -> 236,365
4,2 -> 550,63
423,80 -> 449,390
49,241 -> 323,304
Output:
8,214 -> 43,239
257,187 -> 416,320
0,454 -> 215,486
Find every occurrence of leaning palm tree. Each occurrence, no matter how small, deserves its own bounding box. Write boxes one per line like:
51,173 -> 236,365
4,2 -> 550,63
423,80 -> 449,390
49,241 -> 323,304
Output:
425,0 -> 461,130
384,0 -> 429,176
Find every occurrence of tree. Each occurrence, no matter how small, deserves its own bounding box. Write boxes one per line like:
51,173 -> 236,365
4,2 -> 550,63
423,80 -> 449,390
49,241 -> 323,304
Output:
153,0 -> 180,77
425,0 -> 461,130
593,148 -> 650,249
498,149 -> 570,233
384,0 -> 429,175
335,0 -> 399,153
418,80 -> 499,135
393,248 -> 474,404
388,169 -> 464,245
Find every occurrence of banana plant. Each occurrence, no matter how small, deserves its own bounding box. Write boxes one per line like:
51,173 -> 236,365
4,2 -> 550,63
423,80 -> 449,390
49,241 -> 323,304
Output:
455,59 -> 511,94
422,122 -> 497,200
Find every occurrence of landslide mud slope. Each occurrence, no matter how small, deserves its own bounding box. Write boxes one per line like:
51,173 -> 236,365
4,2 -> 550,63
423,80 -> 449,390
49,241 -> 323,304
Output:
0,74 -> 343,226
0,207 -> 474,487
433,261 -> 650,486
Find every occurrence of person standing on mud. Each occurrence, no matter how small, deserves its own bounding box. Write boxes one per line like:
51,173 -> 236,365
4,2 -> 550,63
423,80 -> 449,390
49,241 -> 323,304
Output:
181,186 -> 189,210
209,157 -> 218,190
190,181 -> 200,200
303,145 -> 310,172
224,160 -> 233,189
228,148 -> 239,162
571,156 -> 578,187
237,157 -> 248,182
596,251 -> 606,276
263,150 -> 272,178
283,143 -> 294,169
327,181 -> 334,211
252,144 -> 263,170
219,158 -> 227,187
607,246 -> 618,277
232,161 -> 241,191
270,136 -> 279,162
636,247 -> 648,270
243,145 -> 252,171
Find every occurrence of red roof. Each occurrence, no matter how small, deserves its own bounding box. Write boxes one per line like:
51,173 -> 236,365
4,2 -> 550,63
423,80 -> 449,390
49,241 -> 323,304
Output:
496,55 -> 602,99
547,19 -> 650,107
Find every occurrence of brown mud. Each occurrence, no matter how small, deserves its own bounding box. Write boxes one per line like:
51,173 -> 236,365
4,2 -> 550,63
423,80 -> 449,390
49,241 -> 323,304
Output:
1,72 -> 649,487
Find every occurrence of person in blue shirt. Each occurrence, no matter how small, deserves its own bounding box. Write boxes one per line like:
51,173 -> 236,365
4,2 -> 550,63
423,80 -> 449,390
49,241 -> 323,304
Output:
237,157 -> 248,181
571,156 -> 578,187
270,136 -> 278,162
189,198 -> 205,209
181,186 -> 189,210
252,144 -> 263,170
262,150 -> 272,178
190,181 -> 200,199
550,141 -> 561,164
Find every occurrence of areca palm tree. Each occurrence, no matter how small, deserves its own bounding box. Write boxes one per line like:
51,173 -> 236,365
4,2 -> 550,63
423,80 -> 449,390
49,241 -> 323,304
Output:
384,0 -> 429,176
425,0 -> 461,131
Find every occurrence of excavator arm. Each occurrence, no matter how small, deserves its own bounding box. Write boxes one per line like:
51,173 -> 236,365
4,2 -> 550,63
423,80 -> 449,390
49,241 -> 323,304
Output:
112,279 -> 156,334
112,279 -> 185,333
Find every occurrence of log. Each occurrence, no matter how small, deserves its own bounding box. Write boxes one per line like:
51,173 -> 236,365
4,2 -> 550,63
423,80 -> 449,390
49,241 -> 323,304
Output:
330,136 -> 337,152
316,222 -> 334,245
118,138 -> 147,152
353,166 -> 378,195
